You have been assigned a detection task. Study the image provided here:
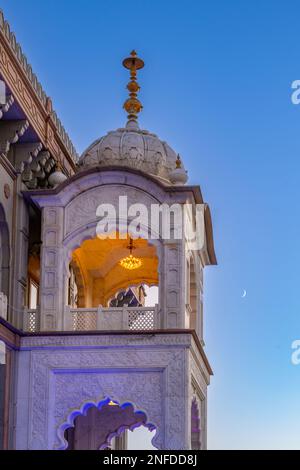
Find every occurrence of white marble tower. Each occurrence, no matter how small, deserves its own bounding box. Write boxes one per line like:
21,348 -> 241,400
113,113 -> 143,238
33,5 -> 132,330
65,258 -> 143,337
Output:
9,51 -> 217,450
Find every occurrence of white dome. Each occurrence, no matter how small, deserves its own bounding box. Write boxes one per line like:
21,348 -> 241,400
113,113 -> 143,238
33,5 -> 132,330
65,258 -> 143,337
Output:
78,122 -> 188,185
48,169 -> 68,187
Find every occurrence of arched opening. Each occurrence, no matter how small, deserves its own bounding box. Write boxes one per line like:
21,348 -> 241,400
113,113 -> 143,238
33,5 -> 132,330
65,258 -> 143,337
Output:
0,205 -> 10,306
143,285 -> 159,307
108,285 -> 146,308
27,206 -> 41,309
127,424 -> 156,450
107,284 -> 158,308
191,398 -> 201,450
63,399 -> 157,450
65,234 -> 160,331
69,235 -> 159,308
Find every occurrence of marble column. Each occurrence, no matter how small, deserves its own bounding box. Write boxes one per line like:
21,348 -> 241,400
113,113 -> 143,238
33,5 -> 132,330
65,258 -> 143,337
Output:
161,240 -> 185,329
40,207 -> 65,330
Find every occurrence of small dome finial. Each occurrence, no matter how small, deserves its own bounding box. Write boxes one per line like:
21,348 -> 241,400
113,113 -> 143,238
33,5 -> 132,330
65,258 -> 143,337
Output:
176,154 -> 182,168
122,50 -> 144,127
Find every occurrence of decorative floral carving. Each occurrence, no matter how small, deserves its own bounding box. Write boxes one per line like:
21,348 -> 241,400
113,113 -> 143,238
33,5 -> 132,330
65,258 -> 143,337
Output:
24,338 -> 192,450
0,10 -> 78,166
101,147 -> 115,162
65,184 -> 159,236
21,333 -> 192,349
78,126 -> 186,184
54,372 -> 162,449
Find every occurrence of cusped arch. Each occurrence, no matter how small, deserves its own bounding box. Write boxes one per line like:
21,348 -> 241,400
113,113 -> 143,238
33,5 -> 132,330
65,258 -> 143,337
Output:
57,396 -> 159,450
64,221 -> 163,268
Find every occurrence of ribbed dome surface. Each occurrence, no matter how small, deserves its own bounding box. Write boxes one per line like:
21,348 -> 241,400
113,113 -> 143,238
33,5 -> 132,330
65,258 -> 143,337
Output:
78,123 -> 188,185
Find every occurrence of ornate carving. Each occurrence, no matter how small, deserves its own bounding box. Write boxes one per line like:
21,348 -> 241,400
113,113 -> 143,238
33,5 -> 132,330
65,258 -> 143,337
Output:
64,184 -> 159,236
21,332 -> 192,349
3,183 -> 10,199
78,125 -> 185,183
0,120 -> 29,155
190,337 -> 211,387
0,10 -> 78,171
0,93 -> 14,119
22,150 -> 56,189
54,372 -> 162,450
25,344 -> 189,449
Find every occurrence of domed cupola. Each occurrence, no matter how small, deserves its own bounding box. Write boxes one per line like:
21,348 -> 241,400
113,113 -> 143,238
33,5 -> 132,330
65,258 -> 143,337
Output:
78,51 -> 188,186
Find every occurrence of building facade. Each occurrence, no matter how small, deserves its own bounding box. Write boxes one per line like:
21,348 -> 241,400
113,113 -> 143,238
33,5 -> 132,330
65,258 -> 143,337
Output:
0,10 -> 216,450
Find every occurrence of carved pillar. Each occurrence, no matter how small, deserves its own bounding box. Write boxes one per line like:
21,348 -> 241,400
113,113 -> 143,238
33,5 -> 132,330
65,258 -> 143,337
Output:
164,349 -> 190,449
198,266 -> 204,344
10,177 -> 29,328
161,240 -> 185,328
200,397 -> 207,450
40,207 -> 65,330
3,347 -> 12,450
0,80 -> 5,105
190,252 -> 201,338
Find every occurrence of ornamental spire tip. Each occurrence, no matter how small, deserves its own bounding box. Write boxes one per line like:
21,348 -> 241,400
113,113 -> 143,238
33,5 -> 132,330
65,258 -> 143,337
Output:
122,50 -> 144,127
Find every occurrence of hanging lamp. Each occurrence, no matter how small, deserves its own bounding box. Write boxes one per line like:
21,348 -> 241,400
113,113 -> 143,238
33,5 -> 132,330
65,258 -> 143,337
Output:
119,238 -> 142,270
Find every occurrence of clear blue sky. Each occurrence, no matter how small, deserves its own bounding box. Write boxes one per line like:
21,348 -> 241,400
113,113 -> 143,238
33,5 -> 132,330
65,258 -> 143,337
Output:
3,0 -> 300,449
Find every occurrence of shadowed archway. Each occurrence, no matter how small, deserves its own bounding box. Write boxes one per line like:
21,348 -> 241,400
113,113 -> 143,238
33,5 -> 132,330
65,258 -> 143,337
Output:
63,398 -> 156,450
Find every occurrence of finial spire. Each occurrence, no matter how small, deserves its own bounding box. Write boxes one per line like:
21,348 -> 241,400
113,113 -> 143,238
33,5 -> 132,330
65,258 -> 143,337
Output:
176,154 -> 182,168
122,50 -> 144,127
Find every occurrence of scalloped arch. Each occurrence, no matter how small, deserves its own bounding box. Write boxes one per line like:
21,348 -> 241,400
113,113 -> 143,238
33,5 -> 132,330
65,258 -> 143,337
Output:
57,396 -> 159,450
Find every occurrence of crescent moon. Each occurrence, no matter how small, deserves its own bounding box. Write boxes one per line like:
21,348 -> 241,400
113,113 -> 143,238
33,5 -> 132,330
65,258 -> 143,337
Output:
242,289 -> 247,298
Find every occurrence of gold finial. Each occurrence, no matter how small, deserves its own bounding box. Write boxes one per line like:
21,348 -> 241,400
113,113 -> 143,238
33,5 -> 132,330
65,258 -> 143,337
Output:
55,158 -> 62,172
176,154 -> 182,169
122,50 -> 144,125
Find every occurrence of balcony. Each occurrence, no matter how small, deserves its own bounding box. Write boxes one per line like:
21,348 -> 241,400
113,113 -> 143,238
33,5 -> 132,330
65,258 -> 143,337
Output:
23,305 -> 160,333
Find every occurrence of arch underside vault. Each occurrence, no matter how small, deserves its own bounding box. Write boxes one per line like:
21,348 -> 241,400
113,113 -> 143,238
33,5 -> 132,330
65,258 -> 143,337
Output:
70,235 -> 159,308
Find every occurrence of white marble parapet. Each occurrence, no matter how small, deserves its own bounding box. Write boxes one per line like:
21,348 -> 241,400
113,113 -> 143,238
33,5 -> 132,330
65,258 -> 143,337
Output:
23,305 -> 160,332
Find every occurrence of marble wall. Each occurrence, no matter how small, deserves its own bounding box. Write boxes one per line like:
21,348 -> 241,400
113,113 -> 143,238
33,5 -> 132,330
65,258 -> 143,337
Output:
14,333 -> 209,450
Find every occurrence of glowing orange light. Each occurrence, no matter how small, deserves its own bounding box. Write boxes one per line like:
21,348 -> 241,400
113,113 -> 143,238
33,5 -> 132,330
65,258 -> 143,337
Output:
119,238 -> 142,270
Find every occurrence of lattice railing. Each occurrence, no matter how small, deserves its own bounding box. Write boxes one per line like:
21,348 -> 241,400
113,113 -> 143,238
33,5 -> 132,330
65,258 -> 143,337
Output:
127,307 -> 157,330
70,308 -> 97,331
66,306 -> 159,331
23,308 -> 40,332
23,305 -> 160,332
